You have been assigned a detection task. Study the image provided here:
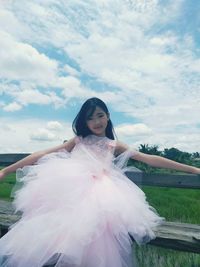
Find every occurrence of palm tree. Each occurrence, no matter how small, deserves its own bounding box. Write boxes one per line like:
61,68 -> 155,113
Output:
139,144 -> 161,155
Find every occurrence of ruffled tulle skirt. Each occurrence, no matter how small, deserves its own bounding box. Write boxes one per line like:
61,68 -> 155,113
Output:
0,149 -> 164,267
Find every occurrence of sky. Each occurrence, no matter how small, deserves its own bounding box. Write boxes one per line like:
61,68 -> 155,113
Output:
0,0 -> 200,153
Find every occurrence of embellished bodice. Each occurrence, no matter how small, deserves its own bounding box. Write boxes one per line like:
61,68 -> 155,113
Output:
73,135 -> 115,163
70,135 -> 136,178
77,135 -> 115,151
69,135 -> 115,178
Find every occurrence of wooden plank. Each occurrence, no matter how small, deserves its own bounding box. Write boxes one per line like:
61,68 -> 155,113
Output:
0,200 -> 16,214
127,172 -> 200,189
149,221 -> 200,254
0,200 -> 20,236
0,212 -> 199,254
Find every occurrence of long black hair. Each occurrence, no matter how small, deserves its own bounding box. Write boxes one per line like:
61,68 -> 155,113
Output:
72,97 -> 115,140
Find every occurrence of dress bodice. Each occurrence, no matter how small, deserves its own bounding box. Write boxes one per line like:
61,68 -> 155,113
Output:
77,135 -> 115,152
71,135 -> 116,171
72,134 -> 136,175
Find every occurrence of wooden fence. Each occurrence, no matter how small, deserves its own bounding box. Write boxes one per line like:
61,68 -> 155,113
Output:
128,171 -> 200,253
0,155 -> 200,256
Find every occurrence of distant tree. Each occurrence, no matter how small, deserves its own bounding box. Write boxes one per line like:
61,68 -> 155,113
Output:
192,152 -> 200,159
163,147 -> 191,163
130,144 -> 199,173
179,151 -> 192,163
132,144 -> 162,172
139,144 -> 161,155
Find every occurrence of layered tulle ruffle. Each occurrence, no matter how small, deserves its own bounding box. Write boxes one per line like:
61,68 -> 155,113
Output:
0,135 -> 164,267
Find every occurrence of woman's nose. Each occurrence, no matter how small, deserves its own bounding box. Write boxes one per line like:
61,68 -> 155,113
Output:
94,118 -> 100,124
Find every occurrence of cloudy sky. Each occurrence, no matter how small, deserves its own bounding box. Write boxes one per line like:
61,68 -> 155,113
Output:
0,0 -> 200,153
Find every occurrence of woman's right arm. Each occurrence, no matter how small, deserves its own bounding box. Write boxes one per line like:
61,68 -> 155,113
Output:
0,137 -> 76,181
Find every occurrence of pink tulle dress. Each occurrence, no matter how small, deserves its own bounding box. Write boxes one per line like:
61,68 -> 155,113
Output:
0,135 -> 164,267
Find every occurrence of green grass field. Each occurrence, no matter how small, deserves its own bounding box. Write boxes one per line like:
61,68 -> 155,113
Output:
0,171 -> 16,201
143,186 -> 200,224
0,170 -> 200,266
136,186 -> 200,267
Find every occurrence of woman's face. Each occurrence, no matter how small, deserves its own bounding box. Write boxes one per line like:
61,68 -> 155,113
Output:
86,106 -> 109,137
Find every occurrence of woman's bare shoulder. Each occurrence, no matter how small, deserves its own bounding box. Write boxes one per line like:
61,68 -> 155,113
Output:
114,140 -> 129,155
115,140 -> 139,158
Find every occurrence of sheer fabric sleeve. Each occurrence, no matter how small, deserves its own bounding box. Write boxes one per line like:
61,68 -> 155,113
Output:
74,136 -> 82,144
107,139 -> 116,149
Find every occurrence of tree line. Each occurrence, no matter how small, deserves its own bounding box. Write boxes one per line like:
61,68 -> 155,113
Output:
129,144 -> 200,173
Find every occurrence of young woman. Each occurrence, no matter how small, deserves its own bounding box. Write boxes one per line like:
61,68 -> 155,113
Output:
0,97 -> 199,267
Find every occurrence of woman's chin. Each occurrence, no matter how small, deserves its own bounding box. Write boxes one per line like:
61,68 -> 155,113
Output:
92,129 -> 105,136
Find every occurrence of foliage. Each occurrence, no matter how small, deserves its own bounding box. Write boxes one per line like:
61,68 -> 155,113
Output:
138,144 -> 162,155
128,144 -> 200,173
163,147 -> 192,163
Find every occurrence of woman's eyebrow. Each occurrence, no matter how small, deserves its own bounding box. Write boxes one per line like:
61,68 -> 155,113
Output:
91,112 -> 104,117
87,112 -> 104,119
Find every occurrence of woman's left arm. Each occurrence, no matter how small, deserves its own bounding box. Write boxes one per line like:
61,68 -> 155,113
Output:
133,152 -> 200,175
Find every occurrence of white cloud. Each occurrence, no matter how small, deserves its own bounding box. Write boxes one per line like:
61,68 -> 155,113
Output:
63,65 -> 80,77
0,31 -> 58,85
58,76 -> 81,93
3,102 -> 22,112
30,129 -> 57,142
0,118 -> 73,153
1,82 -> 66,109
57,76 -> 95,100
47,121 -> 63,131
116,123 -> 152,136
15,89 -> 52,105
150,34 -> 177,47
0,0 -> 199,153
0,6 -> 31,40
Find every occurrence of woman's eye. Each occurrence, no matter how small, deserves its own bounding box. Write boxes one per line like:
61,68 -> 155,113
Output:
87,114 -> 105,121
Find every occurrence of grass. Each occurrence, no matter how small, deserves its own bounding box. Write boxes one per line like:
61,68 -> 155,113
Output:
135,244 -> 200,267
0,170 -> 16,201
135,186 -> 200,267
0,169 -> 200,266
143,186 -> 200,224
